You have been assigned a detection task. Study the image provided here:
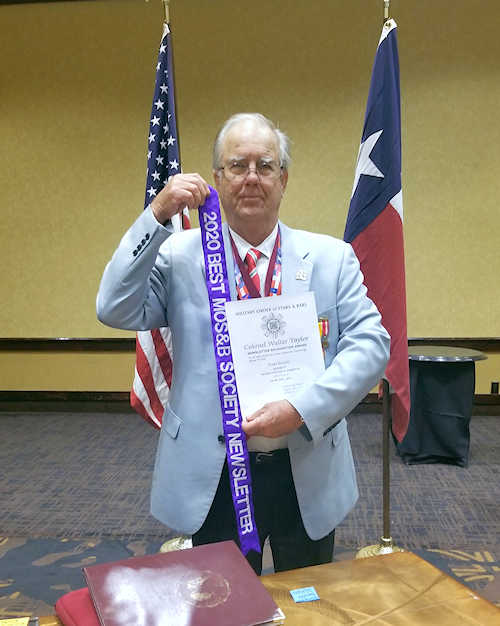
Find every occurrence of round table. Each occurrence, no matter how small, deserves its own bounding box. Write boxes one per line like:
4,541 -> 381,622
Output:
408,345 -> 487,363
397,345 -> 486,467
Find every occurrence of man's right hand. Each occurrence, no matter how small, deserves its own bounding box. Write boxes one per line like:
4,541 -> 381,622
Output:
150,173 -> 211,224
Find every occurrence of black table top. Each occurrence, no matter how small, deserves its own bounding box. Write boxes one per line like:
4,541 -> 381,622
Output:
408,345 -> 487,362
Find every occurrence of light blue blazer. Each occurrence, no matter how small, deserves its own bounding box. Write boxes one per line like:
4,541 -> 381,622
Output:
97,208 -> 390,540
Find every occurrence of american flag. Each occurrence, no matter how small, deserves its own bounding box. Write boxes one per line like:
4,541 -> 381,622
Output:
131,22 -> 188,429
344,19 -> 410,442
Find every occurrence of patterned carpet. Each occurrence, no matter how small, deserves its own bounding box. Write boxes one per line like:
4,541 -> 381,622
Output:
0,537 -> 165,619
1,411 -> 499,617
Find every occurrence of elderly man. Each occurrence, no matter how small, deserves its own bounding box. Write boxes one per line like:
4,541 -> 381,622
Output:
97,113 -> 389,574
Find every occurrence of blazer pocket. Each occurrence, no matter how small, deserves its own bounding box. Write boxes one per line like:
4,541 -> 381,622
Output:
317,306 -> 338,329
331,419 -> 347,447
163,407 -> 181,439
317,306 -> 338,366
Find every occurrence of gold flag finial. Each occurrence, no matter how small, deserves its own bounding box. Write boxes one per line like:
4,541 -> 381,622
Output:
145,0 -> 170,24
162,0 -> 170,24
383,0 -> 390,21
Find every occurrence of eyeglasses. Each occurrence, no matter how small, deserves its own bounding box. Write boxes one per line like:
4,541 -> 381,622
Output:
219,159 -> 283,182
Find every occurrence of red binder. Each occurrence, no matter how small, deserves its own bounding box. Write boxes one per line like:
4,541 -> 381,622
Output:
55,587 -> 100,626
80,540 -> 284,626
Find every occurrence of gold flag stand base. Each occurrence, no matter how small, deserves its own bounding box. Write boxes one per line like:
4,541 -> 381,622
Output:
355,536 -> 405,559
158,536 -> 193,553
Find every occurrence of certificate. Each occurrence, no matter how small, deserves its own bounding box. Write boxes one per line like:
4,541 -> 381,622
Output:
225,292 -> 325,415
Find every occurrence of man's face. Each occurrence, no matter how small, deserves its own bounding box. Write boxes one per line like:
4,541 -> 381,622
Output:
214,121 -> 288,240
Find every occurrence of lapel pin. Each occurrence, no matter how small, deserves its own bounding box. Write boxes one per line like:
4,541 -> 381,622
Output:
295,270 -> 307,281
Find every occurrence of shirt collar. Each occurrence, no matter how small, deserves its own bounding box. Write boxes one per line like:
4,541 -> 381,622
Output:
228,223 -> 279,262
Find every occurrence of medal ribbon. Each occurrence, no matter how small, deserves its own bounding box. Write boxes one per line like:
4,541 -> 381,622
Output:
198,186 -> 261,556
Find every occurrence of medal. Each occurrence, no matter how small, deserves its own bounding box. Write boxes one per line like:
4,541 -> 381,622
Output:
318,316 -> 329,349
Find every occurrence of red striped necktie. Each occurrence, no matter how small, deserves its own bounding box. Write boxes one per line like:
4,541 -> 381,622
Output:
245,248 -> 262,294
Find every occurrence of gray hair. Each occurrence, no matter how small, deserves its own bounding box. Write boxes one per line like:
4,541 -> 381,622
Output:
212,113 -> 291,171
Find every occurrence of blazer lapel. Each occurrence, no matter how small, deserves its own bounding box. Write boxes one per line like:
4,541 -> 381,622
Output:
222,223 -> 237,301
279,222 -> 313,295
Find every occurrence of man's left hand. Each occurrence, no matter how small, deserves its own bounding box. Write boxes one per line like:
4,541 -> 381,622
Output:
242,400 -> 304,438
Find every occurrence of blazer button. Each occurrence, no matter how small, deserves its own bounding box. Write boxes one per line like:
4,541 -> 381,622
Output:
218,435 -> 225,444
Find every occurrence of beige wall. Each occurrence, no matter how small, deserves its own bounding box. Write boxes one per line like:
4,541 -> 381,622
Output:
0,0 -> 499,391
0,351 -> 137,392
1,350 -> 498,395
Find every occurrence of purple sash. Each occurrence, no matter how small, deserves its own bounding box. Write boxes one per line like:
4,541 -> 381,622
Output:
198,186 -> 260,556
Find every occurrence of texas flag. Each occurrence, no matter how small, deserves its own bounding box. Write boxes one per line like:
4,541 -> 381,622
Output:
344,19 -> 410,442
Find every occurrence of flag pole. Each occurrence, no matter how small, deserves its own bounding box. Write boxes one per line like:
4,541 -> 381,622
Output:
146,0 -> 170,23
356,380 -> 404,557
162,0 -> 170,25
148,0 -> 192,553
356,0 -> 405,559
159,0 -> 187,229
162,0 -> 181,166
383,0 -> 390,21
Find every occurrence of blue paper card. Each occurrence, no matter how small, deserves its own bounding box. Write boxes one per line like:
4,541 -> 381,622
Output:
290,586 -> 320,603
